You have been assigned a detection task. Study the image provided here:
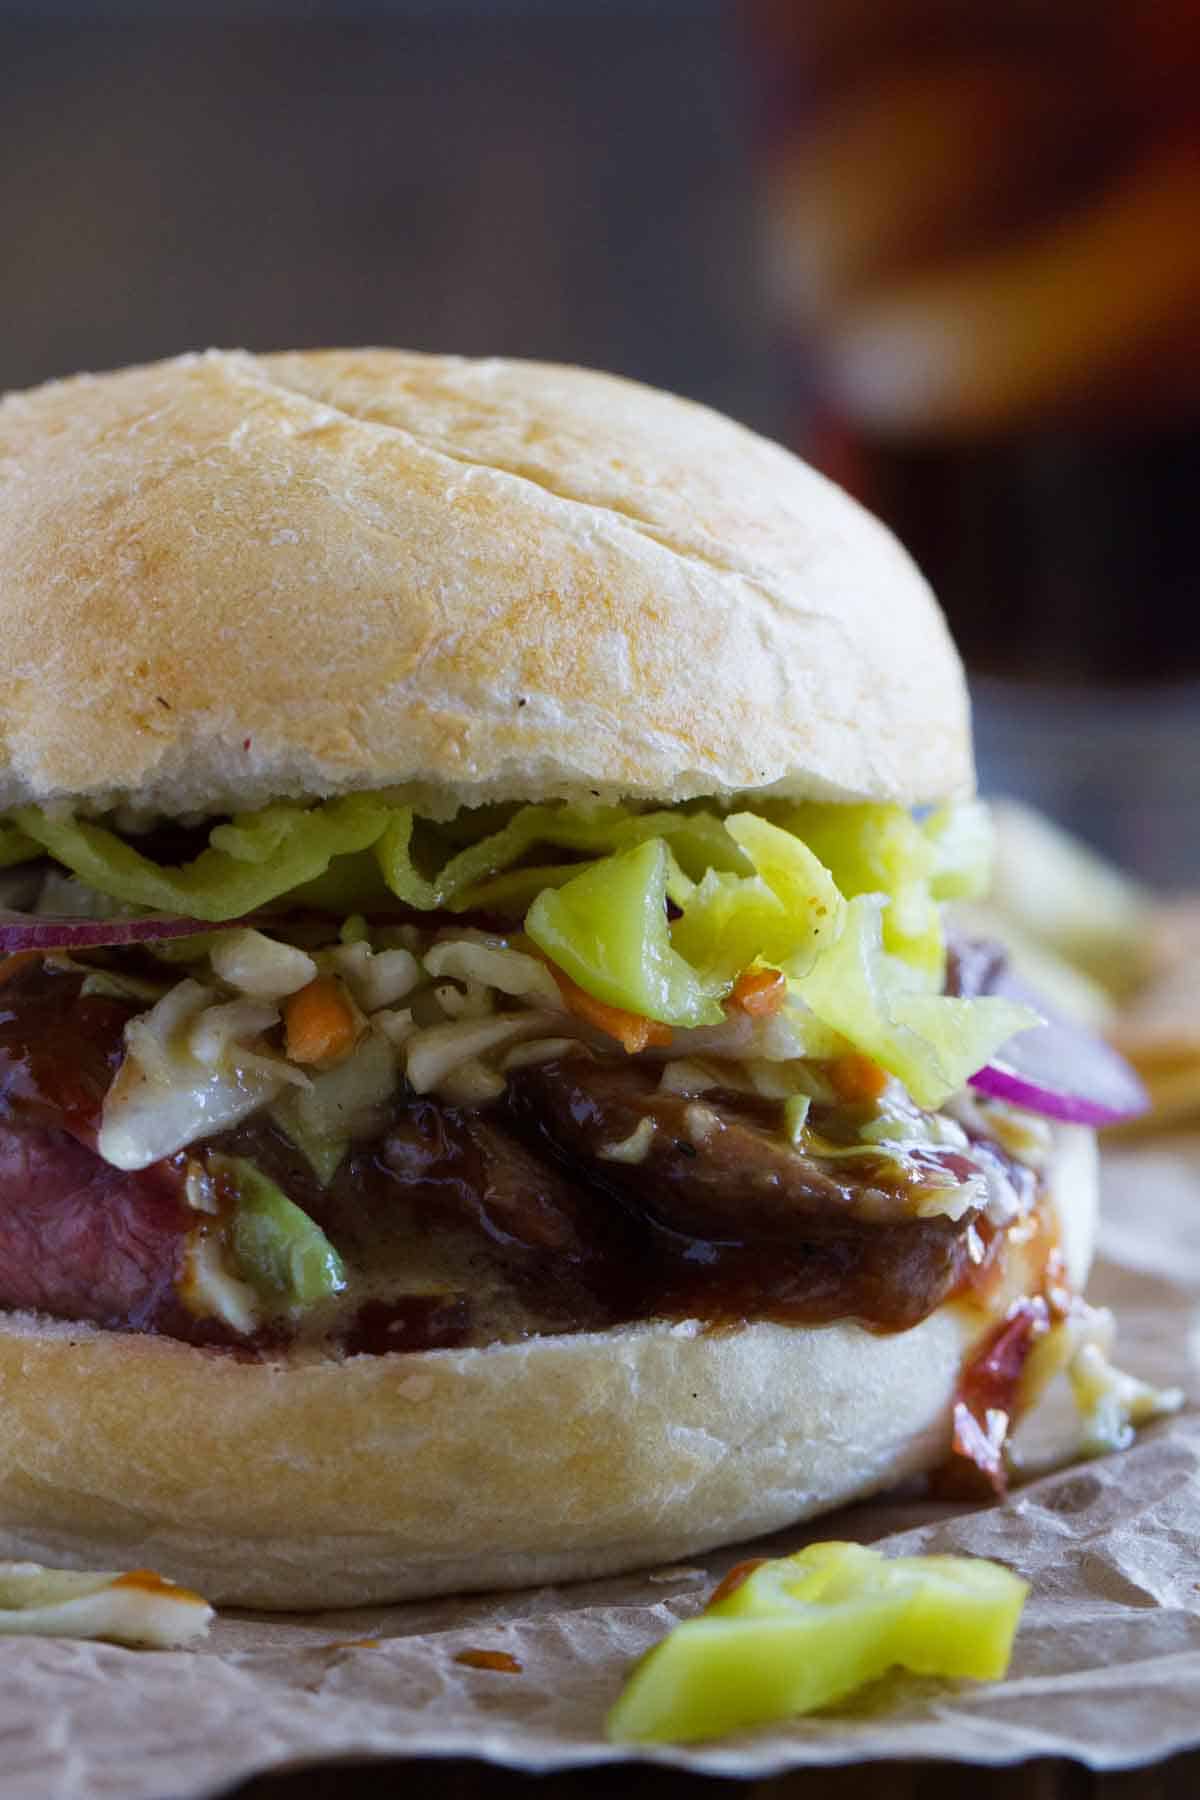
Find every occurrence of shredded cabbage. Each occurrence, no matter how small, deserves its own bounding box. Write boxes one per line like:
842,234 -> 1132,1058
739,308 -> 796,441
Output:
209,929 -> 317,998
0,1561 -> 213,1648
98,979 -> 288,1169
421,937 -> 562,1009
404,1009 -> 568,1094
1067,1340 -> 1184,1457
783,1093 -> 811,1143
329,940 -> 422,1011
271,1028 -> 398,1184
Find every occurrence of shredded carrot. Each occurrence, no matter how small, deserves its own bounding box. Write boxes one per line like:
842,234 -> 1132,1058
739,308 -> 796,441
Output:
829,1051 -> 889,1104
0,950 -> 43,989
551,968 -> 672,1055
729,967 -> 786,1018
110,1570 -> 206,1603
284,975 -> 358,1066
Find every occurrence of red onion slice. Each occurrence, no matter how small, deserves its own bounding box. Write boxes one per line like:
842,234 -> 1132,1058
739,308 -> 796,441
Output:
968,967 -> 1148,1126
0,912 -> 241,953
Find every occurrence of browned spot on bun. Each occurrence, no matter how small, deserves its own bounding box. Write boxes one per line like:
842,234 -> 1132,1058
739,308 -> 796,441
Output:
0,348 -> 971,820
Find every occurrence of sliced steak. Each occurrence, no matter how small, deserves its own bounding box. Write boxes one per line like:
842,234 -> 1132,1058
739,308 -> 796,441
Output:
503,1059 -> 967,1240
501,1057 -> 990,1332
0,1122 -> 190,1332
382,1100 -> 601,1255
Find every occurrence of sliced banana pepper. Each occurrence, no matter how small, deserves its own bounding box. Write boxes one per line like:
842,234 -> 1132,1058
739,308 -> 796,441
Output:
607,1541 -> 1028,1745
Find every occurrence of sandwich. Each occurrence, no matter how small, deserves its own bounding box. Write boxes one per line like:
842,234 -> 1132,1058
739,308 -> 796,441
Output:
0,350 -> 1142,1608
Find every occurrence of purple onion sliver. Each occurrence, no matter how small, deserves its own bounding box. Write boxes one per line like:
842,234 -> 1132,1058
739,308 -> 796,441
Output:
968,1061 -> 1136,1127
0,913 -> 241,953
959,956 -> 1151,1125
968,1019 -> 1149,1126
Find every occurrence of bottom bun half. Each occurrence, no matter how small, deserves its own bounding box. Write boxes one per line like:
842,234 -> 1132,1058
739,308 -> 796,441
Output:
0,1125 -> 1097,1610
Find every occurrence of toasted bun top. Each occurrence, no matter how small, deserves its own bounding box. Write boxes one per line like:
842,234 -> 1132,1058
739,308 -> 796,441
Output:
0,349 -> 972,820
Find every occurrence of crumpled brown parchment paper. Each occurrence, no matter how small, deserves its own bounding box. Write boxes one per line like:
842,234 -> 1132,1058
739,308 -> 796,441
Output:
8,1140 -> 1200,1800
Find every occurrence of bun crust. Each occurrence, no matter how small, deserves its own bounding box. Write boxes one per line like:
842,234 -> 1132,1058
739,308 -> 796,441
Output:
0,1126 -> 1095,1610
0,349 -> 971,820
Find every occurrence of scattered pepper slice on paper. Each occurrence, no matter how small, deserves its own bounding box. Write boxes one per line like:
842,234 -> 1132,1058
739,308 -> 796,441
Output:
607,1541 -> 1029,1745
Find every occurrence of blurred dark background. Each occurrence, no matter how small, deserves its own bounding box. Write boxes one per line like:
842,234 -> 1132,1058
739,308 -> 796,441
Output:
1,0 -> 1196,884
0,1 -> 767,427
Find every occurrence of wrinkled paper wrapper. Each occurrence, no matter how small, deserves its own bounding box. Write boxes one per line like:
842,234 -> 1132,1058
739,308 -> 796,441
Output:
10,1141 -> 1200,1800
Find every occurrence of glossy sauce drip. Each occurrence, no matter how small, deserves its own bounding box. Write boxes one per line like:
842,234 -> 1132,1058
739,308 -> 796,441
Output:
454,1648 -> 523,1674
0,961 -> 135,1147
936,1241 -> 1071,1499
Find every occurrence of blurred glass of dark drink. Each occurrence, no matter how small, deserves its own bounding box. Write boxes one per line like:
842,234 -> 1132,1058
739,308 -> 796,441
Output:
742,0 -> 1200,879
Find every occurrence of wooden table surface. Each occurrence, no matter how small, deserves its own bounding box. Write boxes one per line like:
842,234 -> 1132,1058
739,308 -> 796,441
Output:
231,1753 -> 1200,1798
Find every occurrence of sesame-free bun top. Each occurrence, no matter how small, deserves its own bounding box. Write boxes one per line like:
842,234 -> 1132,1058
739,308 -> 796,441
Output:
0,349 -> 972,820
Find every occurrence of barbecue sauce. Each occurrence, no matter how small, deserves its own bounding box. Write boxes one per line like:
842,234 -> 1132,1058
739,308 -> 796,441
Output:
935,1239 -> 1072,1500
0,958 -> 135,1148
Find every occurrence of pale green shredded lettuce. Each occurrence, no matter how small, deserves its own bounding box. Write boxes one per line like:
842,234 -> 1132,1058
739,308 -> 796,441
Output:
13,797 -> 393,922
430,862 -> 579,916
3,793 -> 1016,1105
0,822 -> 40,870
212,1154 -> 347,1310
283,848 -> 396,916
10,797 -> 750,924
10,793 -> 746,921
787,894 -> 1037,1109
670,813 -> 843,985
374,803 -> 748,912
780,802 -> 947,985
